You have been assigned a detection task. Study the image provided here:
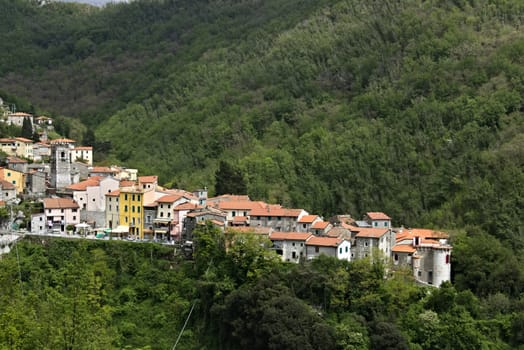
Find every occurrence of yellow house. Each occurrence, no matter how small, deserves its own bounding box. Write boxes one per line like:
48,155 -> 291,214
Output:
0,167 -> 25,194
119,185 -> 144,239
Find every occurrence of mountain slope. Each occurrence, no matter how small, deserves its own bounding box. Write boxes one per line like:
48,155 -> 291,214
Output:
0,0 -> 523,246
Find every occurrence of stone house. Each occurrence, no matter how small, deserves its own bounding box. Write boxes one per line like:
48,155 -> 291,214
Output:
269,231 -> 312,263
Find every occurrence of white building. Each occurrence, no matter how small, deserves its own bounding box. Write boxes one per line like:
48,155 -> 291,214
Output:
71,146 -> 93,165
269,231 -> 312,263
42,197 -> 80,233
306,236 -> 351,261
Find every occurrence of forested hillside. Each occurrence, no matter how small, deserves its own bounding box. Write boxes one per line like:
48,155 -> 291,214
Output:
1,0 -> 524,296
1,228 -> 523,349
1,0 -> 522,246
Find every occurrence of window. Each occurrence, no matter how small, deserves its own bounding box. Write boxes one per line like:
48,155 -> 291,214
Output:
345,246 -> 348,253
7,172 -> 10,176
446,254 -> 450,264
137,194 -> 140,200
394,254 -> 399,261
109,205 -> 112,211
12,180 -> 16,185
124,205 -> 128,212
72,209 -> 77,213
365,242 -> 368,247
384,222 -> 388,227
303,223 -> 306,229
125,217 -> 128,223
61,209 -> 64,213
73,216 -> 76,220
292,242 -> 295,246
339,247 -> 342,254
124,194 -> 128,200
132,206 -> 135,213
132,194 -> 135,201
138,207 -> 141,213
160,204 -> 163,209
292,252 -> 296,259
160,212 -> 164,218
232,211 -> 236,217
315,246 -> 319,253
374,222 -> 378,227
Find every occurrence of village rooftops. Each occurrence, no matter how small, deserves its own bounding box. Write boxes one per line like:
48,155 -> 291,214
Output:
8,112 -> 32,117
306,236 -> 343,247
207,194 -> 250,202
311,221 -> 330,229
43,198 -> 79,209
7,156 -> 28,163
156,194 -> 184,203
72,146 -> 93,150
213,200 -> 266,211
105,189 -> 120,197
50,138 -> 76,144
269,232 -> 312,241
250,206 -> 304,217
65,177 -> 101,191
355,227 -> 390,238
366,212 -> 391,220
392,245 -> 417,253
297,215 -> 319,223
0,180 -> 16,189
139,175 -> 158,183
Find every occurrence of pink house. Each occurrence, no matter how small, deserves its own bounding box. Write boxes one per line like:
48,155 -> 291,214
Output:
43,198 -> 80,233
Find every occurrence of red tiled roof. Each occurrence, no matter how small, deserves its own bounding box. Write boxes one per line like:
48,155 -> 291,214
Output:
65,178 -> 100,191
174,202 -> 200,211
73,146 -> 92,151
269,232 -> 312,241
7,157 -> 27,163
14,137 -> 33,143
395,228 -> 449,242
392,245 -> 417,253
9,112 -> 32,117
105,189 -> 120,197
157,194 -> 183,203
90,166 -> 114,173
250,206 -> 304,217
355,228 -> 390,238
298,215 -> 319,223
232,216 -> 248,223
311,221 -> 330,229
139,175 -> 158,183
207,194 -> 250,202
306,236 -> 342,247
43,198 -> 79,209
50,138 -> 76,144
215,200 -> 266,210
119,180 -> 136,187
0,180 -> 15,189
366,212 -> 391,220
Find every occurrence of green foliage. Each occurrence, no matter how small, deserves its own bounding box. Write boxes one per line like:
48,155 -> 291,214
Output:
214,160 -> 247,196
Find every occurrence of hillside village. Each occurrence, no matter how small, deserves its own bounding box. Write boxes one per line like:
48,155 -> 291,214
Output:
0,108 -> 452,287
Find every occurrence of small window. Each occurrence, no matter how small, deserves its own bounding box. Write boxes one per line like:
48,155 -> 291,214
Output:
132,194 -> 135,201
315,246 -> 319,253
446,254 -> 450,264
132,206 -> 135,213
292,242 -> 295,246
124,194 -> 128,200
73,216 -> 76,220
345,246 -> 348,253
339,247 -> 342,254
124,205 -> 128,212
365,242 -> 368,247
232,211 -> 236,217
374,222 -> 378,227
138,207 -> 141,213
394,254 -> 399,261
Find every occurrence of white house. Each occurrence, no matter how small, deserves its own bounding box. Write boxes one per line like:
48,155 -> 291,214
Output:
364,212 -> 392,229
71,146 -> 93,165
306,236 -> 351,261
269,231 -> 312,263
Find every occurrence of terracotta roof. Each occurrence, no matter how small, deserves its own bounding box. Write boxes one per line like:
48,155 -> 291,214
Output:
366,212 -> 391,220
0,138 -> 14,143
65,178 -> 100,191
50,138 -> 76,144
14,137 -> 33,143
232,216 -> 248,223
73,146 -> 92,151
250,206 -> 304,217
395,228 -> 449,242
207,194 -> 250,202
311,221 -> 330,229
214,200 -> 266,210
325,227 -> 351,238
210,219 -> 225,226
174,202 -> 200,210
157,194 -> 183,203
392,245 -> 417,253
105,189 -> 120,197
298,215 -> 319,223
9,112 -> 32,117
0,180 -> 15,189
227,226 -> 272,235
139,175 -> 158,183
119,180 -> 136,187
355,228 -> 390,238
43,198 -> 79,209
7,157 -> 27,163
90,166 -> 114,173
269,232 -> 312,241
306,236 -> 342,247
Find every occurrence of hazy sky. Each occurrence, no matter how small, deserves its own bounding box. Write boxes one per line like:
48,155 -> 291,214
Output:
57,0 -> 128,6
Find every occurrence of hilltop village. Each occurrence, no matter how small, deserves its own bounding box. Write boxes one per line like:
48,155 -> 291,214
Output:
0,109 -> 452,287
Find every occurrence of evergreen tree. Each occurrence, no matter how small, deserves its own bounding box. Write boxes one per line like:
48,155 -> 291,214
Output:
214,160 -> 247,195
21,116 -> 32,139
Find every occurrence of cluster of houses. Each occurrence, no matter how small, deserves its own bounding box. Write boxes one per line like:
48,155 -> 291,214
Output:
0,108 -> 452,287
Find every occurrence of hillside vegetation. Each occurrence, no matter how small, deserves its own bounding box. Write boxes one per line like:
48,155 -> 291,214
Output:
1,0 -> 523,246
0,228 -> 523,349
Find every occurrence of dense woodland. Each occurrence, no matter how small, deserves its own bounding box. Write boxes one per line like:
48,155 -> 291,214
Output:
0,0 -> 523,348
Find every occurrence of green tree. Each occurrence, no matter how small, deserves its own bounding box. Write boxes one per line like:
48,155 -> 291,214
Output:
21,116 -> 32,139
214,160 -> 247,196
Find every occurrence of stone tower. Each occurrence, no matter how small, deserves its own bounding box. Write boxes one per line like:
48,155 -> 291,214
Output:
50,142 -> 72,189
